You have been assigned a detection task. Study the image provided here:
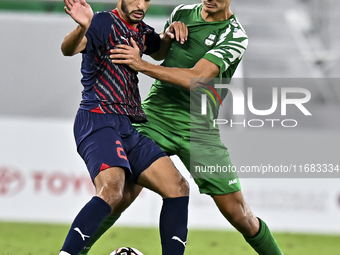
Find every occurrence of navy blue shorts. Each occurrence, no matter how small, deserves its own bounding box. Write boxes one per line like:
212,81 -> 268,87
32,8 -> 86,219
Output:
74,109 -> 167,182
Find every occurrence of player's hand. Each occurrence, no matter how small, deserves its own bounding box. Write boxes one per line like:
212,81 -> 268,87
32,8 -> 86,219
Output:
64,0 -> 93,29
163,21 -> 188,44
110,38 -> 144,71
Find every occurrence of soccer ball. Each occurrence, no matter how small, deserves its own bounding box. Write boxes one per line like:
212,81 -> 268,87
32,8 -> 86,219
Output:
109,247 -> 144,255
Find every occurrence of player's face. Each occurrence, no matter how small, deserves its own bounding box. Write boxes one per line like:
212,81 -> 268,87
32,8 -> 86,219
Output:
120,0 -> 150,24
202,0 -> 231,15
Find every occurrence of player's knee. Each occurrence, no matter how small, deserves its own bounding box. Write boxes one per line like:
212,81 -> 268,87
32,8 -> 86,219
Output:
94,167 -> 126,209
230,210 -> 248,224
179,176 -> 189,196
164,176 -> 189,198
96,185 -> 124,210
112,186 -> 141,214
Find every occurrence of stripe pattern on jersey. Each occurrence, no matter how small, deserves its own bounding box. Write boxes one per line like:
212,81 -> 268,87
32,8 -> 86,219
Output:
84,10 -> 154,122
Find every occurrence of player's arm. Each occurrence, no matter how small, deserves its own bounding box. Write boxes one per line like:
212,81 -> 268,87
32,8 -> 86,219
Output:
143,58 -> 219,89
61,0 -> 93,56
149,4 -> 187,61
149,21 -> 188,61
61,26 -> 88,56
111,38 -> 218,90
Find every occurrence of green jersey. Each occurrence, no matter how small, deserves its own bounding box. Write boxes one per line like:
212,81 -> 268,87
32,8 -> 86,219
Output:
142,3 -> 248,135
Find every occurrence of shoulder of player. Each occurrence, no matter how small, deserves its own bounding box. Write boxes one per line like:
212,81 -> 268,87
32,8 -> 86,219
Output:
176,3 -> 202,11
212,16 -> 248,48
91,11 -> 115,24
138,21 -> 156,34
228,15 -> 248,37
171,3 -> 201,18
214,15 -> 248,43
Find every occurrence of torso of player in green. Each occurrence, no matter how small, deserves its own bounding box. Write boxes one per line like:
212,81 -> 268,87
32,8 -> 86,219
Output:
142,3 -> 248,136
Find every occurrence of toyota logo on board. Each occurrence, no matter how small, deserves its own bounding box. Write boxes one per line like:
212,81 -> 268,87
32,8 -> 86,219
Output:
0,166 -> 25,196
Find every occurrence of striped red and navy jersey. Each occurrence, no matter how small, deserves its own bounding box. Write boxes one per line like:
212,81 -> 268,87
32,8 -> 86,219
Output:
80,9 -> 160,123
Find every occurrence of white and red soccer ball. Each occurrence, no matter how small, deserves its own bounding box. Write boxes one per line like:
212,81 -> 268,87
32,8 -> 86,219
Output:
110,247 -> 144,255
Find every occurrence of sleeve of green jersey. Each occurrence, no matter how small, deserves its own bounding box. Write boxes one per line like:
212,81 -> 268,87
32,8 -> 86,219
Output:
203,28 -> 249,76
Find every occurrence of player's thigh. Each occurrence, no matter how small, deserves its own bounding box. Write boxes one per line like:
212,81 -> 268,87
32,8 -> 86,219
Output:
212,191 -> 247,217
137,155 -> 189,198
180,137 -> 241,196
131,124 -> 188,197
94,166 -> 126,207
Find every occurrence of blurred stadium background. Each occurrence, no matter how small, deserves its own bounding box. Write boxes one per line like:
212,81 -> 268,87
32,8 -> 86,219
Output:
0,0 -> 340,254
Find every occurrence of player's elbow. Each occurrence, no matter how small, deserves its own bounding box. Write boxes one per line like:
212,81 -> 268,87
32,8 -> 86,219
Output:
61,40 -> 79,56
175,79 -> 195,91
185,69 -> 209,90
61,45 -> 73,56
177,80 -> 202,91
187,82 -> 200,91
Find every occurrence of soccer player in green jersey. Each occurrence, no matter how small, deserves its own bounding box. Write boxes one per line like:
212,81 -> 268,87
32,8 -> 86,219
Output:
82,1 -> 284,254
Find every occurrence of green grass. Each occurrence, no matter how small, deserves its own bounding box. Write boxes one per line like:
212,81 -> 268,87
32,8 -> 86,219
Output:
0,221 -> 339,255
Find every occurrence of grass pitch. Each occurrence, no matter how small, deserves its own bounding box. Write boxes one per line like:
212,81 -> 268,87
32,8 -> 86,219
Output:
0,221 -> 339,255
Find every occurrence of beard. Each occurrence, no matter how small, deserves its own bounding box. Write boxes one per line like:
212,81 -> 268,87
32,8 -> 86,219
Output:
121,0 -> 145,24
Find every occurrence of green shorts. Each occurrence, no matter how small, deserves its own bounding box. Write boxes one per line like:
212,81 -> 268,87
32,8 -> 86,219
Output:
134,121 -> 241,196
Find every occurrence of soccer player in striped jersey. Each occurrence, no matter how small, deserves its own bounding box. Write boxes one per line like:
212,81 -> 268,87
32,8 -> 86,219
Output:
58,0 -> 190,255
110,0 -> 284,254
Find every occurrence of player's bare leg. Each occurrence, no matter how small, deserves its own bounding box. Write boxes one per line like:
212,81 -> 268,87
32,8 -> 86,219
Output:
137,156 -> 189,255
93,167 -> 126,208
80,176 -> 143,255
213,191 -> 259,236
111,180 -> 143,214
81,156 -> 189,255
213,191 -> 283,255
60,167 -> 126,255
137,156 -> 189,198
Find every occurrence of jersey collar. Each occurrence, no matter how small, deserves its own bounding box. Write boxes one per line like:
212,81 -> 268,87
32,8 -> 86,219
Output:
112,9 -> 139,32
